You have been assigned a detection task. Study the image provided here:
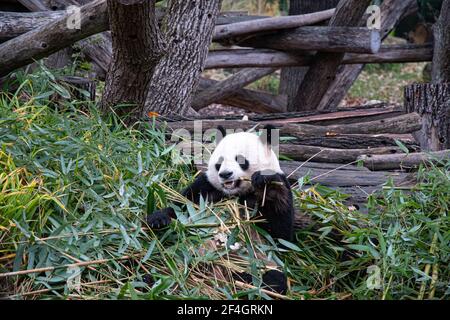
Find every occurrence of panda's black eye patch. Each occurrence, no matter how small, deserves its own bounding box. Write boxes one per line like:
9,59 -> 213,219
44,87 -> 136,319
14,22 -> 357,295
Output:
215,156 -> 224,171
236,155 -> 249,171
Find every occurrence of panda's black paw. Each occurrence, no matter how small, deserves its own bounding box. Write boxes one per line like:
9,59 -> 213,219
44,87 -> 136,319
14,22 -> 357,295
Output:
251,171 -> 283,190
262,270 -> 288,295
146,208 -> 175,229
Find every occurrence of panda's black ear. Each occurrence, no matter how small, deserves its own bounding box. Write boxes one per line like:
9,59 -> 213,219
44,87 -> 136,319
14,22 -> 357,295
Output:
260,124 -> 277,147
216,125 -> 227,144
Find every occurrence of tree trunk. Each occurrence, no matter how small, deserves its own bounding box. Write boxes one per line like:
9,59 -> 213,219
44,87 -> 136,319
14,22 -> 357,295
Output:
143,0 -> 221,116
100,0 -> 166,118
405,83 -> 450,151
432,0 -> 450,83
279,0 -> 340,111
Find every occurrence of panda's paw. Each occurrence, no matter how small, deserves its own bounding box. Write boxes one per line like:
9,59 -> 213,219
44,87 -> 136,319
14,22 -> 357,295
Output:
146,208 -> 175,229
251,170 -> 283,190
262,270 -> 288,295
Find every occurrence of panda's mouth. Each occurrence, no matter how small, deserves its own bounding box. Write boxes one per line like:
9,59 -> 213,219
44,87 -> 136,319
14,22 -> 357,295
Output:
222,180 -> 240,190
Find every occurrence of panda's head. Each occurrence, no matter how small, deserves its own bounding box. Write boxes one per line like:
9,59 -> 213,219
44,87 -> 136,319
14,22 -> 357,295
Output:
206,125 -> 283,196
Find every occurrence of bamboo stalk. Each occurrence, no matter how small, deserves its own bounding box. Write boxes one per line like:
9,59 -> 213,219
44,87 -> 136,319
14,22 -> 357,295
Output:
0,255 -> 133,278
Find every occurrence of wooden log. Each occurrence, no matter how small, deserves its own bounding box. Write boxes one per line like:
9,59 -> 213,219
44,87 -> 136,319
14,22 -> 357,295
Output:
0,0 -> 108,78
280,145 -> 402,163
358,150 -> 450,171
15,0 -> 112,81
431,0 -> 450,83
288,0 -> 372,111
0,11 -> 65,41
405,83 -> 450,151
281,160 -> 410,186
190,104 -> 404,126
192,68 -> 277,111
197,77 -> 286,113
292,135 -> 418,150
165,113 -> 423,137
205,44 -> 433,69
235,26 -> 380,54
213,9 -> 335,41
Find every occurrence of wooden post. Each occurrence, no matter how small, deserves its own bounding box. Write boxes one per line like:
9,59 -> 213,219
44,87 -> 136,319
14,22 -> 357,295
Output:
405,83 -> 450,151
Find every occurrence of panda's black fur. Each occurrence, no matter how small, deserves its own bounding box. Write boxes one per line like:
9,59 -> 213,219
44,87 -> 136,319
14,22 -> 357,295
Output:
147,125 -> 295,294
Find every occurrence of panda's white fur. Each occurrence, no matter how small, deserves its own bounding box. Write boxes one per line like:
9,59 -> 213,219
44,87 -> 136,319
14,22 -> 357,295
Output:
206,131 -> 283,196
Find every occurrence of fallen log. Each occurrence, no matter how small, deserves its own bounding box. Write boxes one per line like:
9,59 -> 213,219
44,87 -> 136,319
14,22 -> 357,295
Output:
165,113 -> 423,137
197,77 -> 285,113
213,9 -> 335,41
235,26 -> 380,54
0,11 -> 65,41
281,160 -> 410,186
205,44 -> 433,69
0,9 -> 269,40
193,68 -> 277,110
185,104 -> 404,125
0,0 -> 108,77
291,135 -> 418,150
279,145 -> 402,163
358,150 -> 450,171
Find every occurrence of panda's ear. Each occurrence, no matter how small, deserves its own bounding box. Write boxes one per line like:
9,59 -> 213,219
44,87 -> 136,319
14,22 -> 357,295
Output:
216,126 -> 227,144
260,124 -> 277,148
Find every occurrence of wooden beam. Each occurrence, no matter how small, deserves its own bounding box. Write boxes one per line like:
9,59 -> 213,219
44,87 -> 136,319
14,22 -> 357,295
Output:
358,150 -> 450,171
235,26 -> 380,54
0,0 -> 109,77
205,44 -> 432,69
165,113 -> 422,137
213,8 -> 335,41
0,11 -> 65,41
281,160 -> 410,187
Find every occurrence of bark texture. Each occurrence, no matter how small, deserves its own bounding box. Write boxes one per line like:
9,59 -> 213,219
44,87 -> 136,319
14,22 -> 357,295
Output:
100,0 -> 166,118
405,83 -> 450,151
432,0 -> 450,83
144,0 -> 221,116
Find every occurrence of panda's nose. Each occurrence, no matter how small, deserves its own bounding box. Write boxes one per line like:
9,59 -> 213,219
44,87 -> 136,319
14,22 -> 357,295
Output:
219,171 -> 233,180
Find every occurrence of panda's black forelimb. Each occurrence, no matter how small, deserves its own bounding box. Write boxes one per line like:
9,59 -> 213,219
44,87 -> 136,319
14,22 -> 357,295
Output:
250,171 -> 295,242
146,173 -> 223,229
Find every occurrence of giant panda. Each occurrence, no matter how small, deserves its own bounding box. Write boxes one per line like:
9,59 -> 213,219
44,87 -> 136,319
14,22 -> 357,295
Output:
146,125 -> 295,294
